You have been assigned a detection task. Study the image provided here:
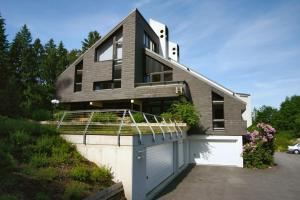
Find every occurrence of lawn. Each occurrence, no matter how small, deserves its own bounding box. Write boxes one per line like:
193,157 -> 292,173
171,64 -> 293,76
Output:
0,116 -> 114,200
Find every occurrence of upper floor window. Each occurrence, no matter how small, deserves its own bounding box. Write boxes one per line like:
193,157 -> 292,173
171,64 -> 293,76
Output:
144,56 -> 172,83
212,92 -> 224,130
74,61 -> 83,92
97,39 -> 113,61
144,33 -> 158,53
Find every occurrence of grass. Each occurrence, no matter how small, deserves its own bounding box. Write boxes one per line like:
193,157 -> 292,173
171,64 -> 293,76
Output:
275,130 -> 299,152
0,116 -> 114,199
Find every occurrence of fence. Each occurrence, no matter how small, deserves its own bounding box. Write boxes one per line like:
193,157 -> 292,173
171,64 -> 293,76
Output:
57,109 -> 186,145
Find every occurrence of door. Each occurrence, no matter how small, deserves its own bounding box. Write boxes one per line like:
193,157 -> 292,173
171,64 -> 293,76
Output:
146,142 -> 174,192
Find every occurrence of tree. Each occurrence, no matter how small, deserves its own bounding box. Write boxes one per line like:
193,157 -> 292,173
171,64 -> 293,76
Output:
57,41 -> 68,71
81,31 -> 100,52
0,14 -> 9,90
276,96 -> 300,130
68,49 -> 81,64
253,106 -> 278,126
42,39 -> 58,86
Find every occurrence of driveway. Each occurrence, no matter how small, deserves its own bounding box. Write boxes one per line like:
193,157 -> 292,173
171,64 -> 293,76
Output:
156,153 -> 300,200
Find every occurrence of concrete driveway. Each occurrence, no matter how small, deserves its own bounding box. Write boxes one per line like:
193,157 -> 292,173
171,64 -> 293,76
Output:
156,153 -> 300,200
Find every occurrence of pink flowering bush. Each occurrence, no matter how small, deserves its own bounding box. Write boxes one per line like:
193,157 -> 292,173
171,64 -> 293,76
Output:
243,123 -> 276,168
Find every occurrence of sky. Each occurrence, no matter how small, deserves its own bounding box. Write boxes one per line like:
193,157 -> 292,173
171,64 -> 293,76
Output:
0,0 -> 299,109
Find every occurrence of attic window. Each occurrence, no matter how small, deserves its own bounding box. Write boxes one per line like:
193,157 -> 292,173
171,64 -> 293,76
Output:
212,92 -> 224,130
96,39 -> 113,61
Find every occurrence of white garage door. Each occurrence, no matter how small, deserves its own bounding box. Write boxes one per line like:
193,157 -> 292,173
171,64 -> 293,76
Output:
189,136 -> 243,167
178,140 -> 184,168
146,142 -> 173,192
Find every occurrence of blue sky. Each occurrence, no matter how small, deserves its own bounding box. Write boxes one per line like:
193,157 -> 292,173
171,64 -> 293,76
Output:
1,0 -> 300,109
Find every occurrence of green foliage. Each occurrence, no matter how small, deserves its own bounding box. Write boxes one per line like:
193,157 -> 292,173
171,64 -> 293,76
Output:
132,113 -> 145,123
82,31 -> 101,52
35,167 -> 58,181
163,101 -> 200,126
9,130 -> 31,146
253,106 -> 278,125
275,131 -> 298,152
91,112 -> 118,122
63,181 -> 89,200
70,166 -> 90,181
160,112 -> 173,121
294,113 -> 300,134
35,192 -> 51,200
243,142 -> 275,169
0,143 -> 16,174
0,194 -> 18,200
32,109 -> 52,121
29,153 -> 50,167
90,167 -> 113,183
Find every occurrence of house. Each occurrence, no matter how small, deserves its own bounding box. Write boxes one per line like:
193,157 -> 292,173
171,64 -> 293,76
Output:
56,8 -> 251,174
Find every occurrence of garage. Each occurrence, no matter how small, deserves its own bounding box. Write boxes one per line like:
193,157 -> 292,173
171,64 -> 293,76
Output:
189,135 -> 243,167
146,142 -> 174,192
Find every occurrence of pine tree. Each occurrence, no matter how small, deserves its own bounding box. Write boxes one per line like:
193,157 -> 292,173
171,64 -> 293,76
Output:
68,49 -> 81,64
57,41 -> 69,72
82,31 -> 100,52
0,14 -> 9,90
42,38 -> 58,86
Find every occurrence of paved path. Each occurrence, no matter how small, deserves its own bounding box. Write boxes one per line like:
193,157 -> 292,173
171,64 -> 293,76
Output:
156,153 -> 300,200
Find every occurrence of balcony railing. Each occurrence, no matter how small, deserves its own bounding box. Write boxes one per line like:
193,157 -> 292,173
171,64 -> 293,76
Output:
135,80 -> 187,87
57,109 -> 187,145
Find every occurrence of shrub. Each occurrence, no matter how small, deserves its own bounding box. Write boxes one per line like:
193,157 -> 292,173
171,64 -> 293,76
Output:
35,167 -> 58,181
161,101 -> 200,126
29,153 -> 50,167
35,192 -> 51,200
160,112 -> 173,121
62,181 -> 89,200
90,167 -> 113,183
32,109 -> 52,121
9,130 -> 31,146
91,112 -> 118,123
243,123 -> 276,168
132,113 -> 145,123
0,143 -> 16,174
0,194 -> 18,200
70,165 -> 90,181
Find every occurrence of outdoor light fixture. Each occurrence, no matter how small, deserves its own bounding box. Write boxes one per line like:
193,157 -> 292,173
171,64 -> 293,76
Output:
51,99 -> 59,105
89,102 -> 93,105
130,99 -> 134,103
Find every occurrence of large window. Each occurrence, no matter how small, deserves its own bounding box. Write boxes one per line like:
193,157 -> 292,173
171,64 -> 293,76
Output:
96,39 -> 113,61
74,61 -> 83,92
212,92 -> 224,130
144,56 -> 172,83
144,33 -> 158,53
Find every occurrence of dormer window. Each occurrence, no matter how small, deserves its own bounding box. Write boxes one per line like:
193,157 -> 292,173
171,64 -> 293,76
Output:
212,92 -> 225,130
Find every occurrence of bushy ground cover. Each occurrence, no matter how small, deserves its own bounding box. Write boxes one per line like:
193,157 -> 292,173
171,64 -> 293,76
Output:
0,116 -> 113,200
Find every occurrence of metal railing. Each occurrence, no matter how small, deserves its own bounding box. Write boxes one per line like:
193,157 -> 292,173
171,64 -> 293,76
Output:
57,109 -> 186,145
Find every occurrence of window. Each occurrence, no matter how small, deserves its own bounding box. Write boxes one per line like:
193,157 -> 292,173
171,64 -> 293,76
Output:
96,39 -> 113,61
144,56 -> 173,83
74,61 -> 83,92
144,33 -> 158,53
93,80 -> 121,90
212,92 -> 224,130
113,66 -> 121,79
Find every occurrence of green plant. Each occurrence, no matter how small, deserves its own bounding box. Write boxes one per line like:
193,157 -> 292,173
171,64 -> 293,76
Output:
132,113 -> 145,123
90,167 -> 113,183
160,112 -> 173,121
0,143 -> 16,174
91,112 -> 118,122
164,101 -> 200,126
0,194 -> 18,200
35,192 -> 51,200
62,181 -> 89,200
34,167 -> 58,181
9,130 -> 31,146
70,165 -> 90,181
32,109 -> 52,121
275,131 -> 298,151
29,153 -> 50,167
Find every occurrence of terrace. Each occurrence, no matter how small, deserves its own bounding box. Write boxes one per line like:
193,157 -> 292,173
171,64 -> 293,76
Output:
57,109 -> 187,145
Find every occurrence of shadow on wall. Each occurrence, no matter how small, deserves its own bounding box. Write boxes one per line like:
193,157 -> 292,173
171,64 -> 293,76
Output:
154,164 -> 195,199
188,126 -> 212,162
56,77 -> 72,97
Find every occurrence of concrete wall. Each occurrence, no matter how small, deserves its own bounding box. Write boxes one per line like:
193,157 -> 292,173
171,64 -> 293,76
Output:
62,133 -> 188,200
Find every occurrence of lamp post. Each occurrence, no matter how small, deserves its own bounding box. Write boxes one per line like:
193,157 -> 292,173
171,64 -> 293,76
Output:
130,99 -> 134,110
51,99 -> 60,120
